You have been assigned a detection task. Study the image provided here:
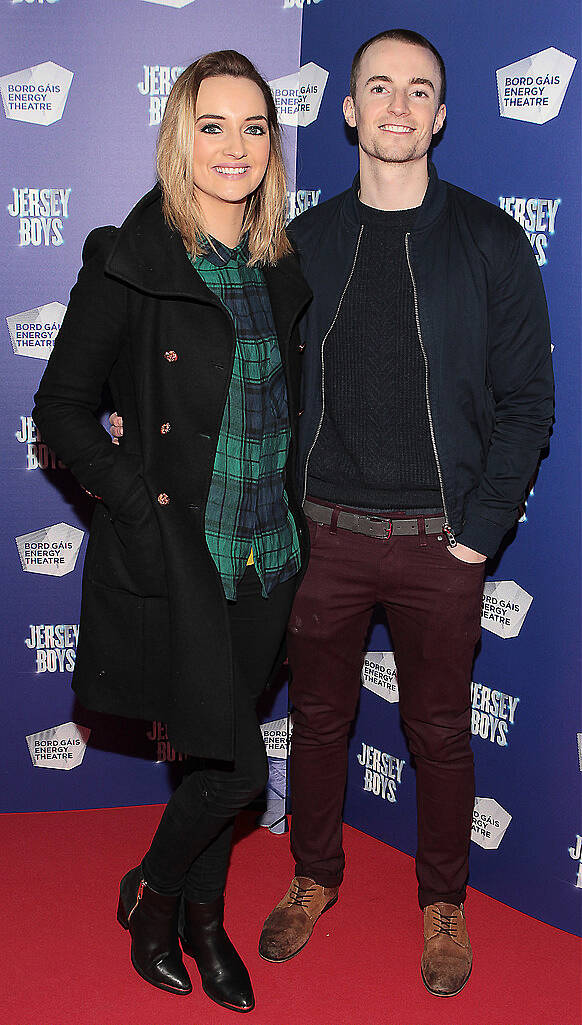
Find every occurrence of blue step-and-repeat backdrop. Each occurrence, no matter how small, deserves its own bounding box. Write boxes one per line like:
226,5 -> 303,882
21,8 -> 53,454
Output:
2,0 -> 581,938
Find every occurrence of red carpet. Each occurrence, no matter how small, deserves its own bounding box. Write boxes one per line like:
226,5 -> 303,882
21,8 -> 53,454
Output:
4,804 -> 580,1025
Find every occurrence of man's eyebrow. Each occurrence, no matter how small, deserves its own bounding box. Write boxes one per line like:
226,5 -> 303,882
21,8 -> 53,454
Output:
364,74 -> 435,92
195,113 -> 268,123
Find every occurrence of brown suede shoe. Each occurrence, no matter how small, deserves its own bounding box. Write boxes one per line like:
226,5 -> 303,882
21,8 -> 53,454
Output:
258,876 -> 339,962
421,902 -> 472,997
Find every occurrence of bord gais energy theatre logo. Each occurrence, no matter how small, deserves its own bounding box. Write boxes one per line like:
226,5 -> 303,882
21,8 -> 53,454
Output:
26,722 -> 90,770
269,63 -> 328,127
361,650 -> 399,703
139,0 -> 197,6
471,797 -> 511,850
15,523 -> 84,576
496,47 -> 576,124
7,302 -> 66,358
0,61 -> 73,125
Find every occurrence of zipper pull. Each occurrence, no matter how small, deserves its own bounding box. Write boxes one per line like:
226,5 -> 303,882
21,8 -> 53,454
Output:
443,523 -> 457,547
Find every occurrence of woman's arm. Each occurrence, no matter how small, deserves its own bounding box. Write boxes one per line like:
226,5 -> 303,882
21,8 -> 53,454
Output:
33,227 -> 142,517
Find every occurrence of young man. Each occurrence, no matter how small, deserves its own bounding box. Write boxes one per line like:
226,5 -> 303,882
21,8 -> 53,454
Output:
258,30 -> 553,996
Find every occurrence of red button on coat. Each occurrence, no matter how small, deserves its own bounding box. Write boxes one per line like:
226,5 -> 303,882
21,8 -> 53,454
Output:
157,493 -> 170,506
164,350 -> 178,362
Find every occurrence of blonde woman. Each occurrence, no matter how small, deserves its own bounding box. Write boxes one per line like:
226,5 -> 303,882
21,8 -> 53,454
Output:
33,51 -> 311,1013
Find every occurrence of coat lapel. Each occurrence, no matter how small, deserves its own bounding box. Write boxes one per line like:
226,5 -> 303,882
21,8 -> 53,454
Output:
106,184 -> 313,337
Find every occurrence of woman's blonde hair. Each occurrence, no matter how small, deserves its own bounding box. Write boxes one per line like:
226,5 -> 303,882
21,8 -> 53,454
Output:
156,50 -> 292,266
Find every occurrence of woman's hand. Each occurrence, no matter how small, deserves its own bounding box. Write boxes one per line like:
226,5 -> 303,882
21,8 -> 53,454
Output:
109,411 -> 124,445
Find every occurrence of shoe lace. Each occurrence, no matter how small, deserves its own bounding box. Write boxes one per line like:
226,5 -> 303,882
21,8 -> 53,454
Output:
431,906 -> 459,937
288,881 -> 317,908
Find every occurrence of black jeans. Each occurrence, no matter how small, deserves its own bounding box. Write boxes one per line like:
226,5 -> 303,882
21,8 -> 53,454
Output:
142,565 -> 296,902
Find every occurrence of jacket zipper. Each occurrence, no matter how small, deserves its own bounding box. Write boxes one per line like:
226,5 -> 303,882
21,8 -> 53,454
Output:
404,232 -> 456,546
302,225 -> 365,505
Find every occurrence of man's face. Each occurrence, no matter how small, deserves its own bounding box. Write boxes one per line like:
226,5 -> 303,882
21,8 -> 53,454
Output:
343,38 -> 446,168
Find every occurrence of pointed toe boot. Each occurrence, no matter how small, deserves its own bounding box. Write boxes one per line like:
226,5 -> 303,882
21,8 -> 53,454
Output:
180,895 -> 254,1013
117,865 -> 192,994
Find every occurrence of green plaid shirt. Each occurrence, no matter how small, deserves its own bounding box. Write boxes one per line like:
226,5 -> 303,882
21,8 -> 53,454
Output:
188,238 -> 300,600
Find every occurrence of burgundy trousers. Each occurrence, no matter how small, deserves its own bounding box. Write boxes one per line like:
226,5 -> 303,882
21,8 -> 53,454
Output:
287,506 -> 485,908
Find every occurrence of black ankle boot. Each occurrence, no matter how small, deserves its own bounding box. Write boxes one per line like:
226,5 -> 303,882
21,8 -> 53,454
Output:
181,895 -> 254,1012
117,865 -> 192,994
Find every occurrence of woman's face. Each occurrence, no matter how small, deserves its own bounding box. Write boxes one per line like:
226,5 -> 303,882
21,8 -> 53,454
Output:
192,75 -> 271,226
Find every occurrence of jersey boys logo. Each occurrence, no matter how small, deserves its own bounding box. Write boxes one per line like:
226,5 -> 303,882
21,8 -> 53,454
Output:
361,651 -> 399,703
481,580 -> 533,638
357,742 -> 405,803
12,1 -> 60,5
499,196 -> 560,267
0,61 -> 73,125
147,720 -> 187,762
283,0 -> 323,6
25,623 -> 78,674
7,302 -> 66,358
269,63 -> 328,127
286,189 -> 321,224
16,415 -> 65,471
471,682 -> 520,748
569,833 -> 582,888
26,722 -> 90,769
15,523 -> 84,576
8,187 -> 71,246
496,47 -> 576,124
471,797 -> 511,850
137,65 -> 184,126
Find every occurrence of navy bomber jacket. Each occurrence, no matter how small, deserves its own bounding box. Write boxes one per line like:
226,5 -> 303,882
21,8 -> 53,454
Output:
287,164 -> 554,558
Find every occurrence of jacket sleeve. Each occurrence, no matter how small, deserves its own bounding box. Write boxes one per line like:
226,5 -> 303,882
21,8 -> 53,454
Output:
33,227 -> 142,518
455,224 -> 554,557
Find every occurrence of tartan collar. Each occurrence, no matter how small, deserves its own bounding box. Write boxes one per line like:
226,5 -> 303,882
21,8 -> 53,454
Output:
197,233 -> 250,268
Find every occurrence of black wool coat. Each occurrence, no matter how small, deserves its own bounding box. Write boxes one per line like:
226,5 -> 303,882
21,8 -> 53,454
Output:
33,185 -> 312,760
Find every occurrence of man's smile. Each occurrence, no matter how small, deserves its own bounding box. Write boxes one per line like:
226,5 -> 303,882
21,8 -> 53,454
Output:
378,124 -> 414,133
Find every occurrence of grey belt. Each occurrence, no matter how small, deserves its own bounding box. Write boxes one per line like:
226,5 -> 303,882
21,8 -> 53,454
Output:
303,499 -> 445,540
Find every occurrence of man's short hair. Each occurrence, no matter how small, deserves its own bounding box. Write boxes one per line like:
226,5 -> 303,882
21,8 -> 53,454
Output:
350,29 -> 446,107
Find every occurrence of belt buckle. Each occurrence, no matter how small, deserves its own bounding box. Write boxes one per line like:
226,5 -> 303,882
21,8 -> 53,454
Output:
368,515 -> 393,540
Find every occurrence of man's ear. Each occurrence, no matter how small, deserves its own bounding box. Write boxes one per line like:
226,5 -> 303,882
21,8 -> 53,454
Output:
343,94 -> 357,129
433,103 -> 446,136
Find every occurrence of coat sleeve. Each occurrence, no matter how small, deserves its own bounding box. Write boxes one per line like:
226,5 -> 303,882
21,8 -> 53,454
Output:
33,227 -> 142,518
455,224 -> 555,557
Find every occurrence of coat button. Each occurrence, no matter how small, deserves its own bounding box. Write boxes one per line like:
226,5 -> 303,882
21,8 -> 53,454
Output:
160,422 -> 171,435
164,350 -> 178,363
157,493 -> 170,506
298,343 -> 305,352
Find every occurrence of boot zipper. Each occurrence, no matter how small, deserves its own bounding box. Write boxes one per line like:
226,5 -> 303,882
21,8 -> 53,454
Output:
128,879 -> 145,922
302,225 -> 365,505
405,232 -> 456,546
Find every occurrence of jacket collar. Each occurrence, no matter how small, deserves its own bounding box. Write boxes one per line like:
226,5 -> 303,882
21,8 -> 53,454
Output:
105,184 -> 312,332
343,160 -> 448,233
